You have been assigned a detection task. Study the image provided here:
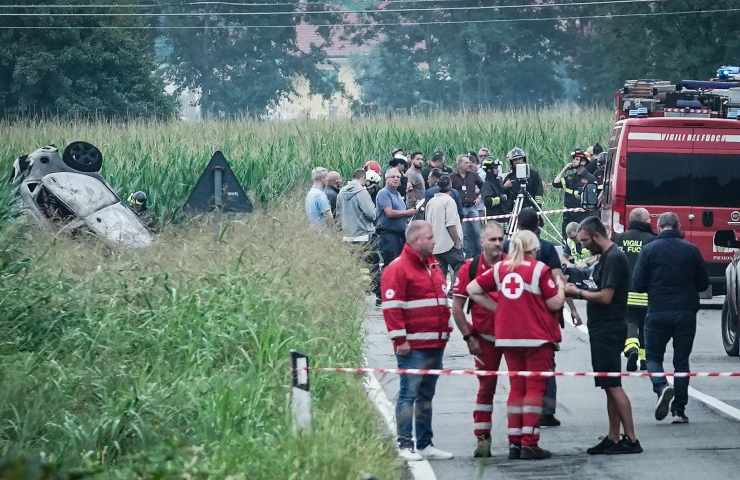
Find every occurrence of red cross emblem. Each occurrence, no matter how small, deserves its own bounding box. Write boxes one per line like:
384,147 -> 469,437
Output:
501,272 -> 524,299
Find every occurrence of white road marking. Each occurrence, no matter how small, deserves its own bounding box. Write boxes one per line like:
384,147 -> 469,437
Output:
564,302 -> 740,422
363,365 -> 437,480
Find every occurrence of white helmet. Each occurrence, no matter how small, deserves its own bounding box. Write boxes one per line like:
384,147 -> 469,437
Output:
365,170 -> 381,185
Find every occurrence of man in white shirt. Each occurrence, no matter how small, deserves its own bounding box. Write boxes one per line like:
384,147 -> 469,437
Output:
425,175 -> 464,284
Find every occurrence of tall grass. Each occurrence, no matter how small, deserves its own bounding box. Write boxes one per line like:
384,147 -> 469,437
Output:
0,105 -> 612,222
0,204 -> 399,478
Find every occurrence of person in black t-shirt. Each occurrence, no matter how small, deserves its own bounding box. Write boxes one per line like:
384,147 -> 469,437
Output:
565,217 -> 642,455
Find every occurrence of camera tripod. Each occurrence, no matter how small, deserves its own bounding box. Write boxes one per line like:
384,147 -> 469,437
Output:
506,186 -> 564,245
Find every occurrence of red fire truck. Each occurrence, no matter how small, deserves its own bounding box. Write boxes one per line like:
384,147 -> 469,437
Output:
599,79 -> 740,353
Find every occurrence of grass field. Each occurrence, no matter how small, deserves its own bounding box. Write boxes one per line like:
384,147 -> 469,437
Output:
1,105 -> 612,221
0,106 -> 612,478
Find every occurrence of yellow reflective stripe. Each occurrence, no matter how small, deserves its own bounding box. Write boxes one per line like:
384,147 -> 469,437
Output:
627,292 -> 648,306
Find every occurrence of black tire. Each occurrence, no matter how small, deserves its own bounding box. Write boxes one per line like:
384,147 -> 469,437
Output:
722,297 -> 740,356
62,141 -> 103,172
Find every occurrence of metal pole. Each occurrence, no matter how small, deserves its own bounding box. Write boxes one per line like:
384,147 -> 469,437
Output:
213,167 -> 224,210
290,350 -> 312,432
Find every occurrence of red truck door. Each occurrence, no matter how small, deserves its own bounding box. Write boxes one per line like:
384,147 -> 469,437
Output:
690,129 -> 740,269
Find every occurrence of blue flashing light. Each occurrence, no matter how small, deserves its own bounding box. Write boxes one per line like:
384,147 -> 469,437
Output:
717,65 -> 740,80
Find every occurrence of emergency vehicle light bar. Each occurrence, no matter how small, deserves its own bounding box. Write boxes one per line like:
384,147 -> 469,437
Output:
664,107 -> 712,118
628,106 -> 648,118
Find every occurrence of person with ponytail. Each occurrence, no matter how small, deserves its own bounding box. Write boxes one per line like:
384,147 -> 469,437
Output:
466,230 -> 565,460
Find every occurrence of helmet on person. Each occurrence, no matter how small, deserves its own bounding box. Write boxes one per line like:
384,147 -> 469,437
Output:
127,191 -> 147,209
482,157 -> 502,171
506,147 -> 527,164
365,170 -> 381,186
364,160 -> 382,175
571,148 -> 588,161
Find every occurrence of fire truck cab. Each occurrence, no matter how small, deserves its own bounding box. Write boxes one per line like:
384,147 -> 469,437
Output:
601,79 -> 740,300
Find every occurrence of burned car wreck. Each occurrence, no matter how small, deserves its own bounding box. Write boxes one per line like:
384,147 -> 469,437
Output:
10,142 -> 153,248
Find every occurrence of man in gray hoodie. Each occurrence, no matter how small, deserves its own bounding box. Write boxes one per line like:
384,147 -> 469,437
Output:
337,168 -> 380,302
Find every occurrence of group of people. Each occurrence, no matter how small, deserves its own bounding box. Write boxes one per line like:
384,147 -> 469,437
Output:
303,145 -> 709,463
381,210 -> 708,462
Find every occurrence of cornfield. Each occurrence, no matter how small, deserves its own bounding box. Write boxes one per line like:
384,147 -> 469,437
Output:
1,105 -> 612,223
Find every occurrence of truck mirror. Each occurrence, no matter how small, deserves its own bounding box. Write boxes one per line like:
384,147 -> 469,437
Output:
714,230 -> 740,249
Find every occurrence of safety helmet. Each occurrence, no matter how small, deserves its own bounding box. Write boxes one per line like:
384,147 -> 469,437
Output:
365,170 -> 381,186
506,147 -> 527,163
127,191 -> 147,207
364,160 -> 382,175
571,148 -> 588,160
481,157 -> 502,171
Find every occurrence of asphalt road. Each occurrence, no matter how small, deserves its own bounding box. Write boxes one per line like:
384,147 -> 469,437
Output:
364,298 -> 740,480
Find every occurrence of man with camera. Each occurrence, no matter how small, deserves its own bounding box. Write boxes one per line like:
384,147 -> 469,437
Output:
502,147 -> 544,212
552,149 -> 596,240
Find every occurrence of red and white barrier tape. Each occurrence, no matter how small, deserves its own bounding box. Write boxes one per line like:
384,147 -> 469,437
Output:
462,207 -> 585,223
310,367 -> 740,378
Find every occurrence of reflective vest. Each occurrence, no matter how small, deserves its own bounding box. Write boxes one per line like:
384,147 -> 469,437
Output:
381,244 -> 452,350
566,238 -> 592,267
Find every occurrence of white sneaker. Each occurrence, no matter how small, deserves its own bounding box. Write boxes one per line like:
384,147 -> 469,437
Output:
398,447 -> 423,462
418,445 -> 454,460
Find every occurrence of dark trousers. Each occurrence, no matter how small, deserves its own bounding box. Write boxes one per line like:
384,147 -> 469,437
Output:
625,306 -> 647,358
435,247 -> 464,285
645,310 -> 697,413
378,230 -> 405,267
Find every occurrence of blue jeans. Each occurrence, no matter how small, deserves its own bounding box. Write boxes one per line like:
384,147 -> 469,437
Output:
461,206 -> 481,259
645,310 -> 697,413
396,348 -> 444,449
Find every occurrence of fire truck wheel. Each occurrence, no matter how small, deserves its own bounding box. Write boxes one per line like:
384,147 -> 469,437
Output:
722,297 -> 739,356
62,141 -> 103,173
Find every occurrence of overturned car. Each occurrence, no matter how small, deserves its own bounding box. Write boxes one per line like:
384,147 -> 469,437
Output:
10,142 -> 153,248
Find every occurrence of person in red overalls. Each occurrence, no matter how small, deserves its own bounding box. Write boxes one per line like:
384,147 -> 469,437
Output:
451,221 -> 505,458
467,229 -> 565,460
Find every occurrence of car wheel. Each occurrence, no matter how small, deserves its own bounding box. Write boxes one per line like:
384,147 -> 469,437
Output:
62,141 -> 103,172
722,297 -> 740,356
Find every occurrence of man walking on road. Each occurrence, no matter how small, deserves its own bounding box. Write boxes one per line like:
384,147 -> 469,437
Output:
614,208 -> 656,372
632,212 -> 709,424
565,217 -> 643,455
381,220 -> 454,462
451,222 -> 505,457
425,175 -> 464,285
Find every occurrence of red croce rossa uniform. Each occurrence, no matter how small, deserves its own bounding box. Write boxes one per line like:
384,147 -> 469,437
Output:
475,258 -> 561,448
475,259 -> 561,347
381,244 -> 451,350
453,254 -> 503,438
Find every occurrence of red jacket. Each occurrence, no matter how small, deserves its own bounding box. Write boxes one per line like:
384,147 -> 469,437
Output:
381,244 -> 451,350
453,254 -> 498,342
475,259 -> 561,347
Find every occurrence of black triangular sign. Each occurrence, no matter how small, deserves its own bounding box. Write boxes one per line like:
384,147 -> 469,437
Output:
183,151 -> 254,214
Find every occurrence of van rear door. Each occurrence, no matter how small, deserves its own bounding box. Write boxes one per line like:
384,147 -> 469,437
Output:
690,129 -> 740,268
624,126 -> 694,233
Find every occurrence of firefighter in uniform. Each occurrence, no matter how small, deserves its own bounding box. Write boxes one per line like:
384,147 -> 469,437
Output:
480,158 -> 509,220
451,222 -> 505,458
552,149 -> 595,240
381,220 -> 454,461
614,207 -> 656,371
502,147 -> 544,211
467,230 -> 565,460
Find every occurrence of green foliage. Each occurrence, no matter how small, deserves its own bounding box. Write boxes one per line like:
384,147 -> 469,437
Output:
562,0 -> 740,101
351,2 -> 565,112
161,1 -> 340,118
0,105 -> 612,225
0,2 -> 176,119
0,206 -> 399,479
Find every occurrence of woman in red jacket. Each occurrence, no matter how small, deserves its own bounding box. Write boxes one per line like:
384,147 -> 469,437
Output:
467,229 -> 565,460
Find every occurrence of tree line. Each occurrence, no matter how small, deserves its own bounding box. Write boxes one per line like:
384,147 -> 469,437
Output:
0,0 -> 737,119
